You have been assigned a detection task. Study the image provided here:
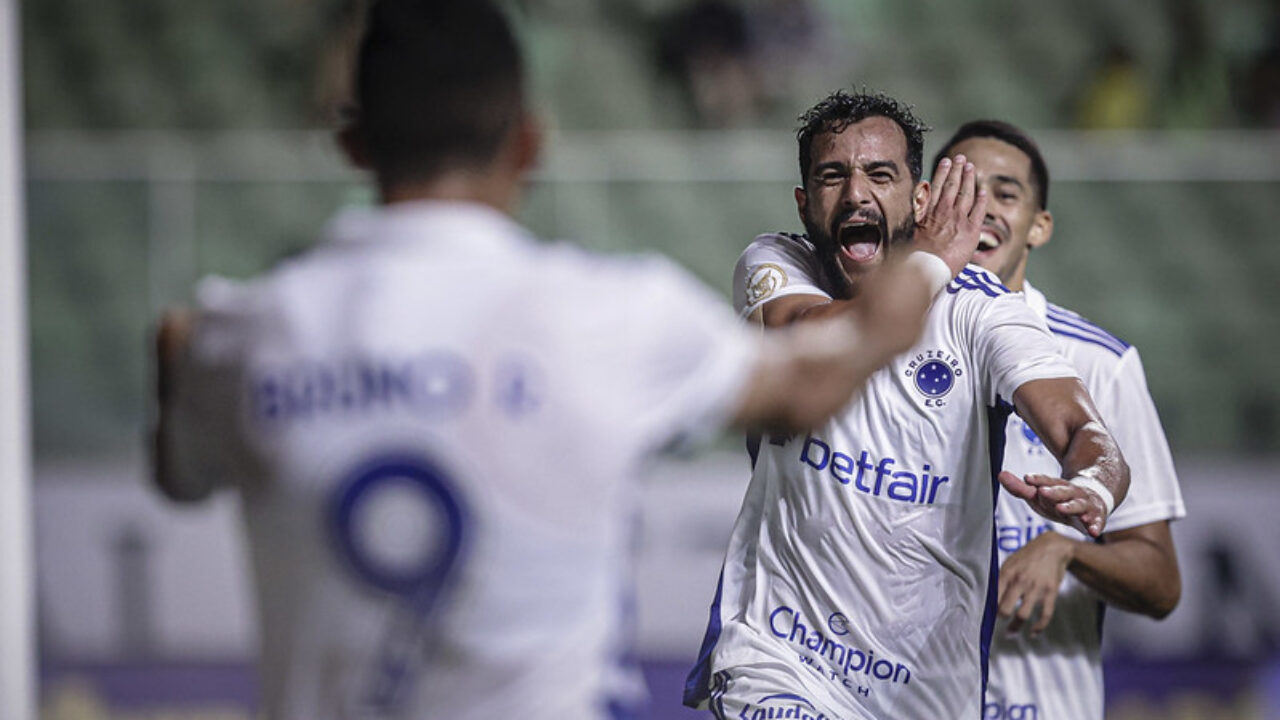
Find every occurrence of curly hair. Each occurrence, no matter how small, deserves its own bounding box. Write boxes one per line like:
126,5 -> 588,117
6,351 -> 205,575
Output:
796,90 -> 930,184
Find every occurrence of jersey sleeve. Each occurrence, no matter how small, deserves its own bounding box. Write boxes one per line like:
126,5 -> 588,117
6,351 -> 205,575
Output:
972,291 -> 1079,406
733,233 -> 831,318
1095,348 -> 1186,530
614,255 -> 763,456
159,277 -> 257,497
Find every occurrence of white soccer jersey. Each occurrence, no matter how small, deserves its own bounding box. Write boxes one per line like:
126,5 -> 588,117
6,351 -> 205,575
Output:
161,201 -> 762,720
985,282 -> 1186,720
687,234 -> 1078,719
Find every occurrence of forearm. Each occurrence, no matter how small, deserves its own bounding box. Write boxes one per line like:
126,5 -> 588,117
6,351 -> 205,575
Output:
1056,419 -> 1130,511
1015,378 -> 1131,510
1065,523 -> 1181,618
733,315 -> 890,434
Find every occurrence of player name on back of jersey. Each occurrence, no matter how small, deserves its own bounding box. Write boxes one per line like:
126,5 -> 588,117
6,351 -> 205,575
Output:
249,352 -> 543,424
798,435 -> 952,506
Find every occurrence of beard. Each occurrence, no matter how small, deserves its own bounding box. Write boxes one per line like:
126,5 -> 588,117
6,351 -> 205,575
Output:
802,208 -> 916,299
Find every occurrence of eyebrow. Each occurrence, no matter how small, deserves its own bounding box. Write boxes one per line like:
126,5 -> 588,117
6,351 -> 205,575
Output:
864,160 -> 900,175
991,173 -> 1026,189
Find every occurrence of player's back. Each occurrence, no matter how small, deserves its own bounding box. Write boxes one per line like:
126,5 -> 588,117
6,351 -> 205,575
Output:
181,201 -> 756,720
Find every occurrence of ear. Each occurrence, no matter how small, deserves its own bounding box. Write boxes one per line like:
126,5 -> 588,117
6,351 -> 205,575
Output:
912,180 -> 931,223
336,113 -> 372,170
794,185 -> 808,226
512,111 -> 543,176
1028,209 -> 1054,249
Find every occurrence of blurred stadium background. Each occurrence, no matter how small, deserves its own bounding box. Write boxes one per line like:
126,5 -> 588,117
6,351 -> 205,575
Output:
19,0 -> 1280,718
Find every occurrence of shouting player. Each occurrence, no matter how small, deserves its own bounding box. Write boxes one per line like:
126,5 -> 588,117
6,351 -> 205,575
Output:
150,4 -> 957,720
685,91 -> 1131,720
933,120 -> 1185,720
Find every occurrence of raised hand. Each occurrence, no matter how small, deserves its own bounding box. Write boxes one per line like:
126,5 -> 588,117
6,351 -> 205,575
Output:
913,154 -> 988,277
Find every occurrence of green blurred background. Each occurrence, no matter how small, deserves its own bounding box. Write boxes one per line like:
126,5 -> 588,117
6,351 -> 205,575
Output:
22,0 -> 1280,460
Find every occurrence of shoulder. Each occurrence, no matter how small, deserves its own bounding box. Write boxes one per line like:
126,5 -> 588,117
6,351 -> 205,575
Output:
738,231 -> 816,270
944,265 -> 1015,299
1043,302 -> 1132,361
936,265 -> 1025,329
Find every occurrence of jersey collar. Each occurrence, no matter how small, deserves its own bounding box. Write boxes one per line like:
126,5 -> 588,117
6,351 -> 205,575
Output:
324,200 -> 533,256
1021,280 -> 1048,322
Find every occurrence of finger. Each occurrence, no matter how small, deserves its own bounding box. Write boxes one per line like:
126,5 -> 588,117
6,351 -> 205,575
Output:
998,575 -> 1023,618
1006,613 -> 1024,634
1023,473 -> 1070,488
1055,498 -> 1091,517
928,157 -> 953,213
1086,512 -> 1105,538
967,186 -> 989,228
1036,485 -> 1087,502
1031,589 -> 1057,635
998,471 -> 1036,500
936,153 -> 965,214
956,161 -> 977,216
1015,592 -> 1037,625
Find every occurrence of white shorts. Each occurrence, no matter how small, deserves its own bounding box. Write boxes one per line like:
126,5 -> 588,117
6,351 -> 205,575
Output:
700,664 -> 852,720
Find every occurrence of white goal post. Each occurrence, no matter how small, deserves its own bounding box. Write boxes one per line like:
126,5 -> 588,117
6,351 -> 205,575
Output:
0,0 -> 34,718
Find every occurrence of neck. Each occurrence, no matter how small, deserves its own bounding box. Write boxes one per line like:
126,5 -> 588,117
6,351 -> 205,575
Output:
1005,265 -> 1026,292
379,166 -> 520,215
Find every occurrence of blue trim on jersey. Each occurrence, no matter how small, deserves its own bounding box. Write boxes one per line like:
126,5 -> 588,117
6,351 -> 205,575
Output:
1046,305 -> 1130,357
947,268 -> 1012,298
684,571 -> 726,708
606,514 -> 645,720
709,670 -> 731,720
1045,325 -> 1128,358
962,267 -> 1012,294
981,398 -> 1015,693
947,276 -> 999,298
1097,599 -> 1107,641
1046,307 -> 1129,348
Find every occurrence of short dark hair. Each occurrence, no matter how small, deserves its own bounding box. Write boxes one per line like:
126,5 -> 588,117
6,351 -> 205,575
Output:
933,120 -> 1049,209
796,90 -> 930,184
355,0 -> 525,186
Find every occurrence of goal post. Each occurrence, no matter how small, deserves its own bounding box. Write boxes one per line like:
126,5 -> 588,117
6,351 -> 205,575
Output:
0,0 -> 35,717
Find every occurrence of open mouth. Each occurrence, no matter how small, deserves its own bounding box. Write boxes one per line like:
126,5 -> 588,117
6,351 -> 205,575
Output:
838,222 -> 883,264
977,227 -> 1003,253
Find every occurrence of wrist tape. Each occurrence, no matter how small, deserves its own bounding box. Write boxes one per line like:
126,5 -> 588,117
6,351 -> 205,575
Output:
905,252 -> 954,297
1069,472 -> 1116,517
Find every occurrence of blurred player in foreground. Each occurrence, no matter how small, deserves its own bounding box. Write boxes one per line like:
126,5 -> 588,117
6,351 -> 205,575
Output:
685,91 -> 1131,720
149,3 -> 956,719
934,120 -> 1185,720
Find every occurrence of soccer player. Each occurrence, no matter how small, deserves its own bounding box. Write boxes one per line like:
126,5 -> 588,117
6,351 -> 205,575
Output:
685,91 -> 1131,720
149,4 -> 957,720
932,120 -> 1185,720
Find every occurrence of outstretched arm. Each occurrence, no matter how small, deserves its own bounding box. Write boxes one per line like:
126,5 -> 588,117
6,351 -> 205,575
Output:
730,256 -> 936,434
1002,377 -> 1130,538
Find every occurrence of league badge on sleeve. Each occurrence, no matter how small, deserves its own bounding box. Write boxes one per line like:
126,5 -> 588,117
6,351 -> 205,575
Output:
746,263 -> 788,305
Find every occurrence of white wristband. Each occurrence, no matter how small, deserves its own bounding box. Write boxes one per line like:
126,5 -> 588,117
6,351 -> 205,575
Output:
905,252 -> 954,297
1069,474 -> 1116,517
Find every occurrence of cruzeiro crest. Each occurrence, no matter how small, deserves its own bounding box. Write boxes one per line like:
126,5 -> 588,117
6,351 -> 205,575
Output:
904,349 -> 964,408
746,263 -> 788,305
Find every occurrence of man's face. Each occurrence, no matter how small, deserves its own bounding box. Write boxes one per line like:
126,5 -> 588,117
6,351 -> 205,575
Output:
795,116 -> 921,297
942,136 -> 1051,291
